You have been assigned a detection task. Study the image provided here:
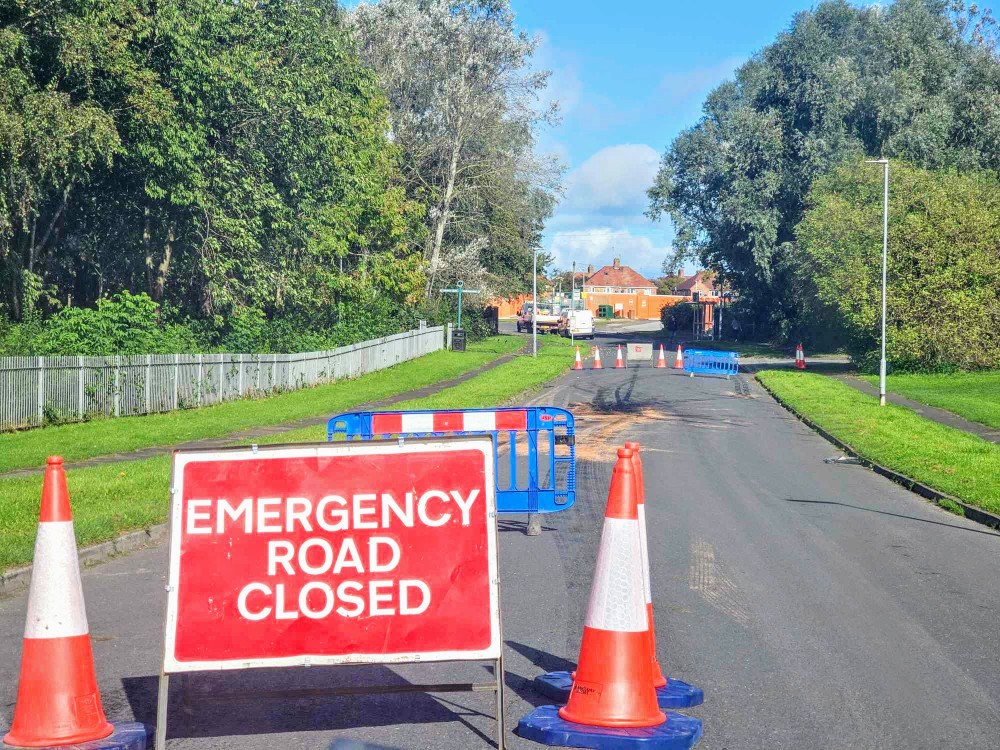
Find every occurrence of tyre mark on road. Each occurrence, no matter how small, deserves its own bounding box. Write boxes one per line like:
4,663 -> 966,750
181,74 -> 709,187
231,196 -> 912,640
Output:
688,536 -> 750,627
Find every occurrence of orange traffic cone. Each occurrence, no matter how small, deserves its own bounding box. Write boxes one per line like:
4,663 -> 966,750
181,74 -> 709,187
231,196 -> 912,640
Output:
673,345 -> 684,369
624,442 -> 668,689
656,345 -> 667,368
593,346 -> 603,369
559,448 -> 665,729
573,346 -> 584,370
4,457 -> 113,748
795,343 -> 807,370
614,344 -> 625,369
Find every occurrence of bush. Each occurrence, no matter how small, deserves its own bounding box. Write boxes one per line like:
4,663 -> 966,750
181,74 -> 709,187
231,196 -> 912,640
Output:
660,300 -> 693,331
796,161 -> 1000,372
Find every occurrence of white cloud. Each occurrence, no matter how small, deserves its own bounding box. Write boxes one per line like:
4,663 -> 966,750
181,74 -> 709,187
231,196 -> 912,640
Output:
559,143 -> 660,221
547,228 -> 671,278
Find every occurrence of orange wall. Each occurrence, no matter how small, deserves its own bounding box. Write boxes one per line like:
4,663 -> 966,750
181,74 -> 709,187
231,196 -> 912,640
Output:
584,293 -> 689,320
493,294 -> 532,318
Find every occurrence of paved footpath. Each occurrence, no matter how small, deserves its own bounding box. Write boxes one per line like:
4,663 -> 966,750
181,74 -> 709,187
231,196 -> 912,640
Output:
3,330 -> 999,748
1,342 -> 528,480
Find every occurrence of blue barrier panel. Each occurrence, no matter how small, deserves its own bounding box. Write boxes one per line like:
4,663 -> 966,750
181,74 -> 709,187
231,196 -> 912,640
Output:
683,349 -> 739,377
327,407 -> 575,515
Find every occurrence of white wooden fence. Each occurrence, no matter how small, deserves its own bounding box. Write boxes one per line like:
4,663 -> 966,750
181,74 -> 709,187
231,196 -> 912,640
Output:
0,324 -> 444,430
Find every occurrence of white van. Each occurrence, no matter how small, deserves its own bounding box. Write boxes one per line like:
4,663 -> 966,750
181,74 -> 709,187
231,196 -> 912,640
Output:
558,309 -> 594,339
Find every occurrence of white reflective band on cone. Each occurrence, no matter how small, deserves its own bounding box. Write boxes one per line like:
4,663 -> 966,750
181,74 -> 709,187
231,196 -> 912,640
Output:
584,518 -> 647,632
24,521 -> 89,639
638,504 -> 652,604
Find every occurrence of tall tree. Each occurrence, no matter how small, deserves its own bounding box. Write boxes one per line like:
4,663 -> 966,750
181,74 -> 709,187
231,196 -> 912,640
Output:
647,0 -> 1000,336
349,0 -> 562,296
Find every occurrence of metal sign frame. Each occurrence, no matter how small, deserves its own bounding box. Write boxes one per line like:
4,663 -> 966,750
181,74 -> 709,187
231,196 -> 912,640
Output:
156,437 -> 506,749
327,407 -> 575,515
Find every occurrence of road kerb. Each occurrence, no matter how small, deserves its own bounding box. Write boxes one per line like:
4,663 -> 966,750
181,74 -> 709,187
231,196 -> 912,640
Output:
754,373 -> 1000,532
1,524 -> 168,598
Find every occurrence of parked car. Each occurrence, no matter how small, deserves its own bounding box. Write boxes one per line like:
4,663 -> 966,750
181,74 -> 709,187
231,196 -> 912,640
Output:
517,302 -> 560,333
557,309 -> 594,339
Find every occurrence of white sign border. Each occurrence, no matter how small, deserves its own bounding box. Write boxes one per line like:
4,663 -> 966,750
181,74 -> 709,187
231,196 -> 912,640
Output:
161,437 -> 500,674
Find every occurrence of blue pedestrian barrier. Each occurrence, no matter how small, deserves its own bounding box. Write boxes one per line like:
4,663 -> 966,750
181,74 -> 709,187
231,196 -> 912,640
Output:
327,407 -> 575,514
683,349 -> 739,378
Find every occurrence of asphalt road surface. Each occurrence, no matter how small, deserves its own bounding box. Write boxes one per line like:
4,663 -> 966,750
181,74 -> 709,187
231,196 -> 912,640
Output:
3,327 -> 999,749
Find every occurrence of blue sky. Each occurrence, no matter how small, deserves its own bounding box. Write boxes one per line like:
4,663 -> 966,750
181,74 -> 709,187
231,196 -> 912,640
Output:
513,0 -> 817,278
346,1 -> 838,278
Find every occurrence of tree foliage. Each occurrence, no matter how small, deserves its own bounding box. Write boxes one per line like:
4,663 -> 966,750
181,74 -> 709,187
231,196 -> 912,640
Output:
349,0 -> 562,300
796,160 -> 1000,371
647,0 -> 1000,337
1,0 -> 426,346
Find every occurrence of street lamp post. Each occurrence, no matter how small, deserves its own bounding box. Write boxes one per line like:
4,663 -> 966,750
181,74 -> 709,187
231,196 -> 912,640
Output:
867,158 -> 889,406
532,250 -> 538,358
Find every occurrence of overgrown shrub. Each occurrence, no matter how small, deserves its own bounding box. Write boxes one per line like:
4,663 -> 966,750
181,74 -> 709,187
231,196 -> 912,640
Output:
796,161 -> 1000,372
660,300 -> 693,331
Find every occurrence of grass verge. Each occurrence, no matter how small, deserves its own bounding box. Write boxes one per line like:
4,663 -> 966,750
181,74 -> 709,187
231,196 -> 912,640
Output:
0,336 -> 573,572
860,372 -> 1000,430
0,336 -> 523,474
757,370 -> 1000,516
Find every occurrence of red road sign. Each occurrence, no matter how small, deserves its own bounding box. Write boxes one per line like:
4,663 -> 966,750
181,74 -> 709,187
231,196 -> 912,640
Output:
162,437 -> 500,673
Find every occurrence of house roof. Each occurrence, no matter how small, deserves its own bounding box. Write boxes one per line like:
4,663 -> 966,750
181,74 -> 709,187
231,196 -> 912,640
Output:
584,264 -> 656,289
675,271 -> 717,293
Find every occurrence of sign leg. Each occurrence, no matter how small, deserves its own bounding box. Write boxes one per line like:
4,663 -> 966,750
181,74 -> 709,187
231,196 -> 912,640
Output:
495,654 -> 506,750
155,672 -> 170,749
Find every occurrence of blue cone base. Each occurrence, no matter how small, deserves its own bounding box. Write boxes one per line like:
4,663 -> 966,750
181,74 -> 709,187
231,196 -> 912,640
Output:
534,671 -> 704,709
516,706 -> 702,749
3,722 -> 152,750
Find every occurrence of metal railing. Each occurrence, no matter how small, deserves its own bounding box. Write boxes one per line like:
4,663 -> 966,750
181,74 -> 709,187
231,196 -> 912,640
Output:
0,324 -> 444,430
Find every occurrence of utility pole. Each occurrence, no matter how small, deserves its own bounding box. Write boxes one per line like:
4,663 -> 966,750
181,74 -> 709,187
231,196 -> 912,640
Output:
866,158 -> 889,406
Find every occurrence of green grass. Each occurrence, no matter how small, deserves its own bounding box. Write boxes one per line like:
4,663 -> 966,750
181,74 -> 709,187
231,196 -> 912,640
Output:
0,336 -> 573,572
757,370 -> 1000,516
860,372 -> 1000,430
0,336 -> 523,474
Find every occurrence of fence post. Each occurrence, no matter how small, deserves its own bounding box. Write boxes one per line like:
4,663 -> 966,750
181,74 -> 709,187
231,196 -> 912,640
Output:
256,356 -> 261,392
219,354 -> 224,403
197,354 -> 203,407
286,354 -> 292,391
77,356 -> 85,420
238,354 -> 244,398
114,356 -> 121,417
37,357 -> 44,425
447,322 -> 453,350
173,354 -> 179,410
145,354 -> 152,414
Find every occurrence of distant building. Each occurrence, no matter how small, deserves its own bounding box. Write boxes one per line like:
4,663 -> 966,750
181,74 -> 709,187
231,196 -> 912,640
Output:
583,258 -> 657,295
674,270 -> 719,298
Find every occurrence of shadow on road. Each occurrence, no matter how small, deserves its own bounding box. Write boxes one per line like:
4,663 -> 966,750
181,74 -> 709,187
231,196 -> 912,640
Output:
502,641 -> 576,710
122,666 -> 499,745
784,498 -> 1000,538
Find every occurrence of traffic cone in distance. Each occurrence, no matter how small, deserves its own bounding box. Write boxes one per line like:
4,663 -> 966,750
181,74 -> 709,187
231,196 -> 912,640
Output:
656,344 -> 667,368
795,343 -> 807,370
593,346 -> 603,369
624,441 -> 668,689
673,345 -> 684,369
573,346 -> 583,370
615,344 -> 625,369
4,457 -> 113,748
558,448 -> 664,729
